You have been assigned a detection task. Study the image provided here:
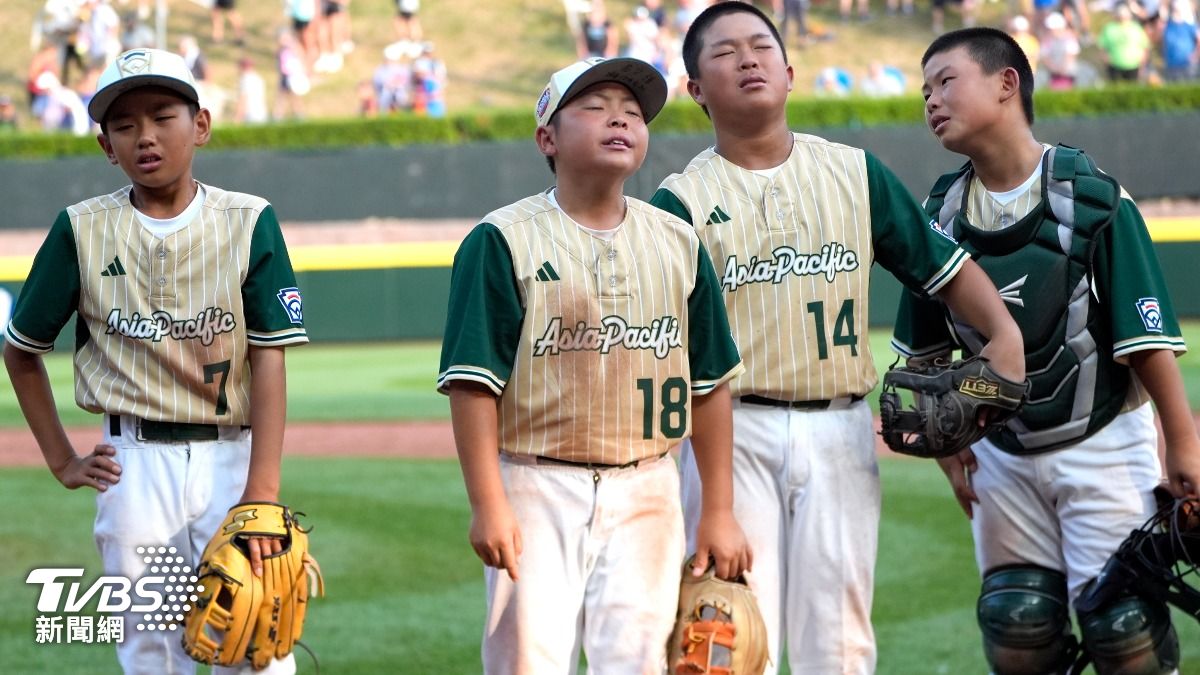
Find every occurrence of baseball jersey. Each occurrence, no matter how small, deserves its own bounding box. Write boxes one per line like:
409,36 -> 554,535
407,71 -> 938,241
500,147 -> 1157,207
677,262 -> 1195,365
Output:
650,133 -> 969,401
5,184 -> 307,426
892,149 -> 1185,453
437,190 -> 743,465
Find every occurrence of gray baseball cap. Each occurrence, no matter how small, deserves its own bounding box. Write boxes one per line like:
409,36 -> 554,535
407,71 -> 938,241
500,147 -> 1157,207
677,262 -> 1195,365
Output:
534,57 -> 668,128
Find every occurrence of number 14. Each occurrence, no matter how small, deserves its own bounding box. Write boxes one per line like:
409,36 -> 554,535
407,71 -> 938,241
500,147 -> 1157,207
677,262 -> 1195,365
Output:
806,299 -> 858,360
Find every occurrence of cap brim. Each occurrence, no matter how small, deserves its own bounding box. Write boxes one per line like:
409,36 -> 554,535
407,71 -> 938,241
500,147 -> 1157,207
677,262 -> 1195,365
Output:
89,75 -> 200,124
553,58 -> 668,125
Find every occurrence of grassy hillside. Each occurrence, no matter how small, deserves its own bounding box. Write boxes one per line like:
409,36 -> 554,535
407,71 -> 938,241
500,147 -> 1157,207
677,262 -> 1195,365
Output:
0,0 -> 1115,124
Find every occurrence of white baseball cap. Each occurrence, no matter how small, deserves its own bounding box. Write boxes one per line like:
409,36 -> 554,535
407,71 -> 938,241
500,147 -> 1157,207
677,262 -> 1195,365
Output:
89,48 -> 200,124
534,57 -> 668,128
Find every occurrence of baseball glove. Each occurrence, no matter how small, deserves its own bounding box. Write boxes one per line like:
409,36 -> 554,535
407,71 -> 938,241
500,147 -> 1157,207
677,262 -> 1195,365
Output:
182,502 -> 324,670
667,555 -> 769,675
878,355 -> 1029,459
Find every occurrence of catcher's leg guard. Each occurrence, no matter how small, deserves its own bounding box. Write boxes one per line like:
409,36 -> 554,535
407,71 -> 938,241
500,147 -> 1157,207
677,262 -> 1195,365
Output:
977,565 -> 1078,675
1077,591 -> 1179,675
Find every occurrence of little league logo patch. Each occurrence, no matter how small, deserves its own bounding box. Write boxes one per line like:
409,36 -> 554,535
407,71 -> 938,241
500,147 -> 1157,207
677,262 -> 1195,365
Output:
1136,297 -> 1163,333
277,287 -> 304,324
117,50 -> 151,77
536,88 -> 552,120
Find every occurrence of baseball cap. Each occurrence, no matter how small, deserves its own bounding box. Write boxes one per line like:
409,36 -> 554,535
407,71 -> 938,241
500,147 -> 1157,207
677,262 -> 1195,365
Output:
534,57 -> 668,128
89,48 -> 200,124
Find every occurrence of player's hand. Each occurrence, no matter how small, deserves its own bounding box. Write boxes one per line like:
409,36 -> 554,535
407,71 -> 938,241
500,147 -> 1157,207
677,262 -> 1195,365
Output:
978,333 -> 1026,384
693,509 -> 752,581
245,536 -> 284,577
469,500 -> 523,582
55,444 -> 122,492
1164,433 -> 1200,499
936,447 -> 978,519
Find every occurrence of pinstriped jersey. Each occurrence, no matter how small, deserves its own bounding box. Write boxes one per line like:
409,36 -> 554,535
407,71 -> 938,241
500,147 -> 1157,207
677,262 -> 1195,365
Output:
651,133 -> 969,401
5,184 -> 307,425
437,191 -> 743,464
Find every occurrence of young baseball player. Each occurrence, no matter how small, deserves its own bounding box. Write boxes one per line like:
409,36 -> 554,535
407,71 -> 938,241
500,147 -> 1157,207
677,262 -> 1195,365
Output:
438,56 -> 752,673
3,49 -> 305,675
648,4 -> 1026,673
892,27 -> 1200,674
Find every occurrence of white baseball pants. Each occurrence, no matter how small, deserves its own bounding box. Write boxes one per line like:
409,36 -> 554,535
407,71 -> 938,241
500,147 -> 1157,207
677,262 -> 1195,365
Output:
970,403 -> 1163,601
482,453 -> 684,674
681,399 -> 880,675
95,415 -> 296,675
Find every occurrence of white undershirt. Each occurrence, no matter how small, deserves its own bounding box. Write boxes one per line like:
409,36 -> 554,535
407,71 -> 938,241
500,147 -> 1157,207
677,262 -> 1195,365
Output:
986,146 -> 1050,205
548,188 -> 623,241
750,165 -> 784,180
134,184 -> 205,238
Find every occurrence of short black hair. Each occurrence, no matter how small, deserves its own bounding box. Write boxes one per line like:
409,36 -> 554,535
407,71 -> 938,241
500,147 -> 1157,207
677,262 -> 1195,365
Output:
99,89 -> 200,134
923,27 -> 1035,125
682,1 -> 788,81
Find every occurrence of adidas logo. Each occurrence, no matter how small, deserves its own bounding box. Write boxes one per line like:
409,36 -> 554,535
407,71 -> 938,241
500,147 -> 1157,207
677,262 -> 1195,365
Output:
100,256 -> 127,277
535,261 -> 560,282
706,205 -> 731,225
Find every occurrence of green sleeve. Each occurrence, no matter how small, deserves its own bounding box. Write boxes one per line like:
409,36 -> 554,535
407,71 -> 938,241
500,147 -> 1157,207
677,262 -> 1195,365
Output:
1093,197 -> 1186,361
5,211 -> 80,353
687,242 -> 742,393
243,206 -> 307,346
890,289 -> 956,359
866,152 -> 970,297
437,223 -> 524,395
649,187 -> 694,225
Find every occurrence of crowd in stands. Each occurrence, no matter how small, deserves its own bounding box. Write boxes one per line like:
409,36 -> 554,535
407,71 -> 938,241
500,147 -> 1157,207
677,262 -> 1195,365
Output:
6,0 -> 1198,135
13,0 -> 449,135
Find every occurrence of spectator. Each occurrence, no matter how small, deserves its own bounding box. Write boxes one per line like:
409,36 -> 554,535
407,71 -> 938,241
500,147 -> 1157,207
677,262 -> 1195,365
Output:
413,41 -> 447,118
815,66 -> 853,96
781,0 -> 811,45
563,0 -> 591,47
27,44 -> 60,118
374,42 -> 413,113
235,57 -> 269,124
119,9 -> 154,50
179,35 -> 207,82
674,0 -> 705,34
0,95 -> 19,132
644,0 -> 667,26
1040,11 -> 1081,88
1161,0 -> 1200,81
859,61 -> 906,96
286,0 -> 320,71
36,0 -> 86,87
1099,2 -> 1152,81
357,78 -> 378,116
315,0 -> 353,74
933,0 -> 978,35
841,0 -> 870,21
887,0 -> 915,15
579,0 -> 619,58
275,28 -> 308,120
625,5 -> 661,63
394,0 -> 423,43
78,0 -> 121,69
36,71 -> 89,135
1061,0 -> 1094,42
211,0 -> 246,46
1009,14 -> 1040,74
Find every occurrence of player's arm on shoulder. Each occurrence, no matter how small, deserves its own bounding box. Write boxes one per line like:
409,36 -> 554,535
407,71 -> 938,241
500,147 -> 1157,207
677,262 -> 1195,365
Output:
937,262 -> 1024,381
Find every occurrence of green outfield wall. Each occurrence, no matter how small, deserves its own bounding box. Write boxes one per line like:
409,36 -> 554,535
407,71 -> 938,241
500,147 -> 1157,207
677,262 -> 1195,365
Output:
3,239 -> 1198,348
0,113 -> 1196,228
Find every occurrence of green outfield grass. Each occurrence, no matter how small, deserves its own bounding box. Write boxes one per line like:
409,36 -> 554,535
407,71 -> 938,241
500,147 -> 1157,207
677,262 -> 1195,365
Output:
2,457 -> 1198,674
4,322 -> 1200,428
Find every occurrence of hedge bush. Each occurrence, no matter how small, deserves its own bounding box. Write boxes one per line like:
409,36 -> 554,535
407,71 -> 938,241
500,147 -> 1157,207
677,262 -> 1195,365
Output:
2,83 -> 1197,159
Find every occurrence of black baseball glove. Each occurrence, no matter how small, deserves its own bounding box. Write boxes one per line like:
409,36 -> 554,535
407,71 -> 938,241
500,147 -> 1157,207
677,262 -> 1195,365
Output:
878,356 -> 1029,459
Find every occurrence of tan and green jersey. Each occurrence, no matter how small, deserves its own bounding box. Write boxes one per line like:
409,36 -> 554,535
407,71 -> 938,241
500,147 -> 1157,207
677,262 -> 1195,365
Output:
5,184 -> 307,425
651,133 -> 968,401
438,190 -> 743,465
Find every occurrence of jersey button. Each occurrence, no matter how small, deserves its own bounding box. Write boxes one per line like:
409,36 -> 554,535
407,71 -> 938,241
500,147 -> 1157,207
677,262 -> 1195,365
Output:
157,247 -> 166,259
776,209 -> 787,219
157,277 -> 167,286
609,275 -> 617,287
769,187 -> 780,197
606,249 -> 616,261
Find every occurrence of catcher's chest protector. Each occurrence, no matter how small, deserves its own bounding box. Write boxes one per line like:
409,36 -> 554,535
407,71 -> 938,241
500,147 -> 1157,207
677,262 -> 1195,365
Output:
927,146 -> 1129,454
